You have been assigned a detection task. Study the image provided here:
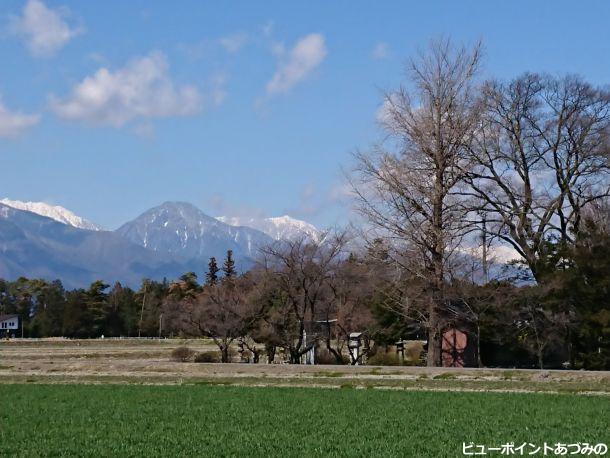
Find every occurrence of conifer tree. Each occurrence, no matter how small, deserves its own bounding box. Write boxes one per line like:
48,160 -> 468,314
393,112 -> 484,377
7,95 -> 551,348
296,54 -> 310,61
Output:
222,250 -> 236,279
206,257 -> 219,285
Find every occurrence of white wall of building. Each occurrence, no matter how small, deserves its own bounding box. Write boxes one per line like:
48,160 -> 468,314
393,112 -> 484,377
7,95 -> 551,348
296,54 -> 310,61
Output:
0,317 -> 18,330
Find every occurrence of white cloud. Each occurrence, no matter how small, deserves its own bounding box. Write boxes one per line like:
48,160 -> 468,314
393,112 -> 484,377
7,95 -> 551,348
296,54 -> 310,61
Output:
301,183 -> 316,200
284,183 -> 324,218
328,182 -> 353,203
219,32 -> 248,53
209,73 -> 227,106
0,97 -> 40,138
49,52 -> 202,127
375,92 -> 410,130
10,0 -> 83,58
371,42 -> 389,60
462,244 -> 522,264
375,95 -> 395,124
266,33 -> 327,95
270,41 -> 285,58
208,194 -> 266,220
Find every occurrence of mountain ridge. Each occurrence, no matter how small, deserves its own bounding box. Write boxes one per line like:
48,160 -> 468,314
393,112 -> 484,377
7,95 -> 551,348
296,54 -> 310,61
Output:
0,199 -> 322,287
216,214 -> 320,242
0,198 -> 102,231
115,201 -> 273,267
0,203 -> 191,289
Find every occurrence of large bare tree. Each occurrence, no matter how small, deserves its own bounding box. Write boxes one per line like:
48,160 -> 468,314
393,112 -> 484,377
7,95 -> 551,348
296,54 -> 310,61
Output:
259,232 -> 348,363
352,39 -> 482,366
463,74 -> 610,281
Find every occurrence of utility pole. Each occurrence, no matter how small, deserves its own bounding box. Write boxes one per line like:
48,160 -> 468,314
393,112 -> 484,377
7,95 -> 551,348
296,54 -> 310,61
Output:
158,313 -> 163,340
138,283 -> 147,338
481,213 -> 489,283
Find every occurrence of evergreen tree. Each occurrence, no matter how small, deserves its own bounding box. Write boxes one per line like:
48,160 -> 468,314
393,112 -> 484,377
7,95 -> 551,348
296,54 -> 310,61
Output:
62,289 -> 92,338
136,279 -> 169,337
107,282 -> 138,337
223,250 -> 236,279
87,280 -> 110,336
179,272 -> 199,292
30,280 -> 65,337
206,257 -> 220,285
547,220 -> 610,370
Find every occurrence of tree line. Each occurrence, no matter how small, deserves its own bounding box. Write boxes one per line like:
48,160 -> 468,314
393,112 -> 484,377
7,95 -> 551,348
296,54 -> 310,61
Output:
1,39 -> 608,369
1,222 -> 609,370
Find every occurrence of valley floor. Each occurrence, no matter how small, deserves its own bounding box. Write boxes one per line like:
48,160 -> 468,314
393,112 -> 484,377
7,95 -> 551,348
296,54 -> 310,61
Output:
0,338 -> 608,394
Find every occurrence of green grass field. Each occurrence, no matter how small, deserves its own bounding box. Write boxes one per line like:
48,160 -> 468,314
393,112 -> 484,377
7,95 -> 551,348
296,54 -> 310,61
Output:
0,385 -> 608,457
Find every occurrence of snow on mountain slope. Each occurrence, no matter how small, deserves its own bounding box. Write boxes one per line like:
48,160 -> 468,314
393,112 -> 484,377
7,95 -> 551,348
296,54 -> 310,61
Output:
0,198 -> 102,231
0,203 -> 185,289
116,202 -> 273,262
216,215 -> 320,242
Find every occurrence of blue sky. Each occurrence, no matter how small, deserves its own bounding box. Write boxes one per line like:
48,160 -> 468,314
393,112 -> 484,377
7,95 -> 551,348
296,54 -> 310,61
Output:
1,1 -> 609,230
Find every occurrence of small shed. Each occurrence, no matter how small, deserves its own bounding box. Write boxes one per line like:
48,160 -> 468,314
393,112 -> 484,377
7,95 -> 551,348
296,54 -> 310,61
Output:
441,328 -> 476,367
0,314 -> 19,337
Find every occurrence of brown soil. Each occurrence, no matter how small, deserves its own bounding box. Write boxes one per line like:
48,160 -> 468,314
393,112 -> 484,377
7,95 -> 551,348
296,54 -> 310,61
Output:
1,338 -> 608,394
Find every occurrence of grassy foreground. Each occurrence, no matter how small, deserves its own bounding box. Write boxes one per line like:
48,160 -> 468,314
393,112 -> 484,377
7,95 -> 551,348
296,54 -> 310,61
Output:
0,385 -> 608,457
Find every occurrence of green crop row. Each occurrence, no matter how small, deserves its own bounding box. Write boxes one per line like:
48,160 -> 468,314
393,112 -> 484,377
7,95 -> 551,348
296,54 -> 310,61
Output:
0,385 -> 607,457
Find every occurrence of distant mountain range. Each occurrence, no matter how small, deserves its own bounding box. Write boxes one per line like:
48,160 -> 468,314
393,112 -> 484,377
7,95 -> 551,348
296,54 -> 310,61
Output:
216,215 -> 320,242
0,199 -> 319,288
0,203 -> 189,289
0,199 -> 102,231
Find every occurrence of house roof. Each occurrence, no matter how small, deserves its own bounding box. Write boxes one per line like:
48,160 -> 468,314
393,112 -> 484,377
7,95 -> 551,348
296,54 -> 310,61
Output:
0,314 -> 18,322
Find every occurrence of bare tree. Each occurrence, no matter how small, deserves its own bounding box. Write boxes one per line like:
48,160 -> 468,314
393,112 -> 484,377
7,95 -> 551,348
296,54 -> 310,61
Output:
317,254 -> 377,364
352,39 -> 483,366
464,74 -> 610,281
183,274 -> 260,362
259,232 -> 348,363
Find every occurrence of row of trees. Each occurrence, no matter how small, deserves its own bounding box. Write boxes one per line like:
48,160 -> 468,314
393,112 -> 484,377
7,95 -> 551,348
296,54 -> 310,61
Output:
0,251 -> 239,340
1,223 -> 608,369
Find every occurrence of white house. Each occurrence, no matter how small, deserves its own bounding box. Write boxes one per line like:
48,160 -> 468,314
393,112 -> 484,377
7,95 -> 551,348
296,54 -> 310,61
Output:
0,314 -> 19,336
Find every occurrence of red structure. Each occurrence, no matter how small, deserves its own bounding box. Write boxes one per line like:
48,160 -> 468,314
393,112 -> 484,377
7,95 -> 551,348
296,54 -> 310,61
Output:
441,328 -> 468,367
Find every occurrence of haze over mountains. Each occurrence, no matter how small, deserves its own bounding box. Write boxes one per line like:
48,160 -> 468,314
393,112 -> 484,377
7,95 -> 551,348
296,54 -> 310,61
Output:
0,199 -> 319,288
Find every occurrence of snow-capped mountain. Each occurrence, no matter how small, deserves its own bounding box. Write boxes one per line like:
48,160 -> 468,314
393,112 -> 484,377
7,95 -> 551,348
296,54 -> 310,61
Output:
116,202 -> 273,264
0,198 -> 101,231
216,215 -> 321,242
0,200 -> 318,287
0,203 -> 187,289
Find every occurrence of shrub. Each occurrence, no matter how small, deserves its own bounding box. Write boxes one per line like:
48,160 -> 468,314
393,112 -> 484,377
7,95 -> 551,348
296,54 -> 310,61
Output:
405,341 -> 424,363
316,349 -> 347,365
367,351 -> 402,366
170,346 -> 195,362
432,373 -> 457,380
194,351 -> 219,363
366,342 -> 426,366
